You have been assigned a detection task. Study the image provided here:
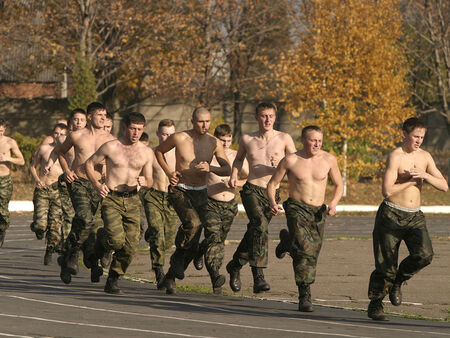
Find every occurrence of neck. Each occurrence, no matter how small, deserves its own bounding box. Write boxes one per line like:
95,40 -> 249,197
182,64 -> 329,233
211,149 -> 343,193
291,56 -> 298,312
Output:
258,129 -> 274,139
401,144 -> 418,154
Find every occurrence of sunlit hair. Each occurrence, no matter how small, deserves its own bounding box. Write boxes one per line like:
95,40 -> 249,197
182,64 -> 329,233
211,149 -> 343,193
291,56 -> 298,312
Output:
69,108 -> 87,121
255,102 -> 277,115
53,123 -> 68,132
123,112 -> 146,127
402,117 -> 426,134
301,125 -> 322,139
0,119 -> 6,128
192,107 -> 210,121
214,124 -> 232,138
86,102 -> 105,116
158,119 -> 175,131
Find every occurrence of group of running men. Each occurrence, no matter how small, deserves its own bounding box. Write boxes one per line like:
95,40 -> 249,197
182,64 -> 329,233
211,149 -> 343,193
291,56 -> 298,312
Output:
0,101 -> 447,322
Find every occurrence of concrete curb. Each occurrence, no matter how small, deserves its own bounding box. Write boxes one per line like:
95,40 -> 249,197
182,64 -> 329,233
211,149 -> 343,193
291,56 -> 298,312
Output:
9,200 -> 450,214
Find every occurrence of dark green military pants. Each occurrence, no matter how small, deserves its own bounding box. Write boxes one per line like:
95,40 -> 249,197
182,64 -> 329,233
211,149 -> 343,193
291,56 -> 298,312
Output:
141,187 -> 178,268
32,183 -> 63,249
168,185 -> 208,269
0,175 -> 13,232
203,197 -> 238,270
233,182 -> 279,268
283,198 -> 327,285
101,190 -> 141,276
65,177 -> 102,263
58,174 -> 75,240
368,202 -> 433,300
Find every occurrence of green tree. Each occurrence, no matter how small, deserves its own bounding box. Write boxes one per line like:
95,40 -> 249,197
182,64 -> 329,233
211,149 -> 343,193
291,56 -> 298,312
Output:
68,53 -> 97,110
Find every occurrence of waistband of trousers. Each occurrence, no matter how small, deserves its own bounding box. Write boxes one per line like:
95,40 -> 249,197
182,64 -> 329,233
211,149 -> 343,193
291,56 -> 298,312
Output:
384,200 -> 420,213
177,183 -> 207,191
110,189 -> 139,198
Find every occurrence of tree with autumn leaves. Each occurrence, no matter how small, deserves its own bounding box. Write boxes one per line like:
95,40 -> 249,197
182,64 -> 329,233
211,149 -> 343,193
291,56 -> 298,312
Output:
279,0 -> 413,194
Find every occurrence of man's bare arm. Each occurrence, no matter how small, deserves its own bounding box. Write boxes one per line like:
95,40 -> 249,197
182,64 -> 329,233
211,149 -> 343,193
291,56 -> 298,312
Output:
267,158 -> 287,215
229,137 -> 247,187
155,134 -> 179,185
382,153 -> 417,198
46,134 -> 74,174
410,153 -> 448,192
209,141 -> 231,177
85,145 -> 109,197
29,147 -> 44,188
284,134 -> 297,155
140,149 -> 154,189
327,156 -> 344,216
7,139 -> 25,166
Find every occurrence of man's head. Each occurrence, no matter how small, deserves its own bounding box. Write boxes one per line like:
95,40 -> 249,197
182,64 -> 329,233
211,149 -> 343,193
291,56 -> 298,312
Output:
86,102 -> 106,129
52,123 -> 69,145
140,132 -> 149,146
0,119 -> 6,137
156,119 -> 176,144
191,107 -> 211,135
301,125 -> 323,155
104,112 -> 114,133
123,112 -> 146,144
255,102 -> 277,132
214,124 -> 232,150
402,117 -> 427,151
69,108 -> 87,131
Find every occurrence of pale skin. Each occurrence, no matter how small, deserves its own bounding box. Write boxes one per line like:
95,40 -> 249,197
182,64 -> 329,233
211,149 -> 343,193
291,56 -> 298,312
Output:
382,127 -> 448,209
268,130 -> 344,216
149,125 -> 176,192
207,134 -> 249,202
0,125 -> 25,176
86,122 -> 154,198
30,127 -> 66,188
155,112 -> 231,187
103,118 -> 113,133
46,109 -> 115,182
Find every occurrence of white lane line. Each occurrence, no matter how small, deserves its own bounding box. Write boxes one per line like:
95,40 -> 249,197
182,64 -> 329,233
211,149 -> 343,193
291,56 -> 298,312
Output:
3,239 -> 35,243
314,298 -> 424,306
0,313 -> 213,338
0,333 -> 33,338
0,248 -> 42,255
8,296 -> 367,338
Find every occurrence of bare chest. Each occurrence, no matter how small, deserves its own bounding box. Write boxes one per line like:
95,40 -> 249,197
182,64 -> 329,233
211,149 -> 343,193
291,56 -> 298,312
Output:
112,147 -> 147,170
398,153 -> 426,175
0,142 -> 11,154
291,158 -> 329,182
246,138 -> 284,165
177,138 -> 215,164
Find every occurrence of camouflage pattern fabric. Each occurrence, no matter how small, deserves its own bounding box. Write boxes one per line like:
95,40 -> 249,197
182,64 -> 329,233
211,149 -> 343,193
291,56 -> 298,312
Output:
0,175 -> 13,232
283,198 -> 327,286
100,191 -> 141,276
141,187 -> 178,268
232,182 -> 279,268
64,177 -> 102,263
58,174 -> 75,240
32,182 -> 63,249
203,197 -> 238,270
368,202 -> 433,300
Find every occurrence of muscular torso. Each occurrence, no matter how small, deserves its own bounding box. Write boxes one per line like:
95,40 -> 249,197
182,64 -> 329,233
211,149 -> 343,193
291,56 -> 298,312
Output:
208,148 -> 237,201
386,148 -> 427,208
286,151 -> 331,206
0,137 -> 14,176
105,140 -> 152,191
175,131 -> 217,187
245,131 -> 288,187
37,144 -> 63,185
152,148 -> 175,192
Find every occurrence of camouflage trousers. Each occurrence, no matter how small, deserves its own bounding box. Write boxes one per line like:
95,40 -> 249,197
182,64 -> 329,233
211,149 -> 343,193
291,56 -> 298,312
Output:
32,183 -> 63,249
202,197 -> 238,270
168,185 -> 208,270
233,182 -> 279,268
368,201 -> 433,300
64,177 -> 103,264
283,198 -> 327,285
141,187 -> 178,268
100,191 -> 141,276
58,174 -> 75,240
0,175 -> 13,232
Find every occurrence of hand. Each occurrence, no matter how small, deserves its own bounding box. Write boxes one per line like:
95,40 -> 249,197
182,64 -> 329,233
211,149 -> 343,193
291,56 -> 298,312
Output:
43,166 -> 51,175
169,171 -> 182,186
35,180 -> 45,189
64,170 -> 78,183
228,175 -> 238,188
409,167 -> 427,180
0,153 -> 10,163
269,156 -> 280,168
97,183 -> 110,198
195,161 -> 210,173
327,204 -> 337,216
270,203 -> 281,216
137,176 -> 146,187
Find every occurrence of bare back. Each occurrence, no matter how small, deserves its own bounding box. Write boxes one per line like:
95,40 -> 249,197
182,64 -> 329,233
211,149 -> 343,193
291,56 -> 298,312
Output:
208,148 -> 238,201
152,147 -> 175,192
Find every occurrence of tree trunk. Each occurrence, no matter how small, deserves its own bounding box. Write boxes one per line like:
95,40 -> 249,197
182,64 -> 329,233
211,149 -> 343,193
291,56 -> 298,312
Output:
343,137 -> 348,197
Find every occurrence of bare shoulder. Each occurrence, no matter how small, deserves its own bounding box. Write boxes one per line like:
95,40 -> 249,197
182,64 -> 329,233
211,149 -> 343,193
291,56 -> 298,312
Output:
173,130 -> 190,143
5,136 -> 17,146
284,152 -> 299,167
322,150 -> 337,163
275,130 -> 293,142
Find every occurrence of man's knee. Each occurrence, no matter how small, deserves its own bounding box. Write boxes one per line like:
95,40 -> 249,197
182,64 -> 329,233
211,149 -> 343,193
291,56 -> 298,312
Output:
416,252 -> 433,268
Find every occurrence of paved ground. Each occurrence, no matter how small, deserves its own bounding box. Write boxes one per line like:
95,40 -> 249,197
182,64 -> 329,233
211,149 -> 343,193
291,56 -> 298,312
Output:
0,215 -> 449,337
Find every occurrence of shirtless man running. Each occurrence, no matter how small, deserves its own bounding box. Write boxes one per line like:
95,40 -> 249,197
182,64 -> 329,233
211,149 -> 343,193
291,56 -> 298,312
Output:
49,102 -> 115,284
86,112 -> 154,294
268,125 -> 343,312
367,117 -> 448,321
0,119 -> 25,247
226,102 -> 296,294
155,107 -> 231,294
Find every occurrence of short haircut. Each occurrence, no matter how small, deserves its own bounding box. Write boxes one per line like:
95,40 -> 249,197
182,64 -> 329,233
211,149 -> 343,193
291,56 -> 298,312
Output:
53,123 -> 68,132
140,132 -> 149,142
158,119 -> 175,131
301,125 -> 322,139
402,117 -> 426,134
123,112 -> 146,127
0,119 -> 6,127
86,102 -> 106,116
214,124 -> 232,138
69,108 -> 86,121
256,102 -> 277,115
105,112 -> 113,121
192,107 -> 210,121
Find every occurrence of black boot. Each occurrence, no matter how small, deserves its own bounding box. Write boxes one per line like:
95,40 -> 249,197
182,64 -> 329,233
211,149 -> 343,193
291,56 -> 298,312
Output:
368,299 -> 389,321
34,229 -> 45,240
44,246 -> 54,266
161,269 -> 177,295
275,229 -> 291,259
207,265 -> 225,294
251,267 -> 270,293
193,251 -> 204,271
154,267 -> 165,290
104,270 -> 122,294
65,249 -> 79,275
58,255 -> 72,284
95,229 -> 112,268
170,250 -> 185,280
226,260 -> 242,292
0,230 -> 5,247
298,284 -> 313,312
91,262 -> 103,283
389,278 -> 404,306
